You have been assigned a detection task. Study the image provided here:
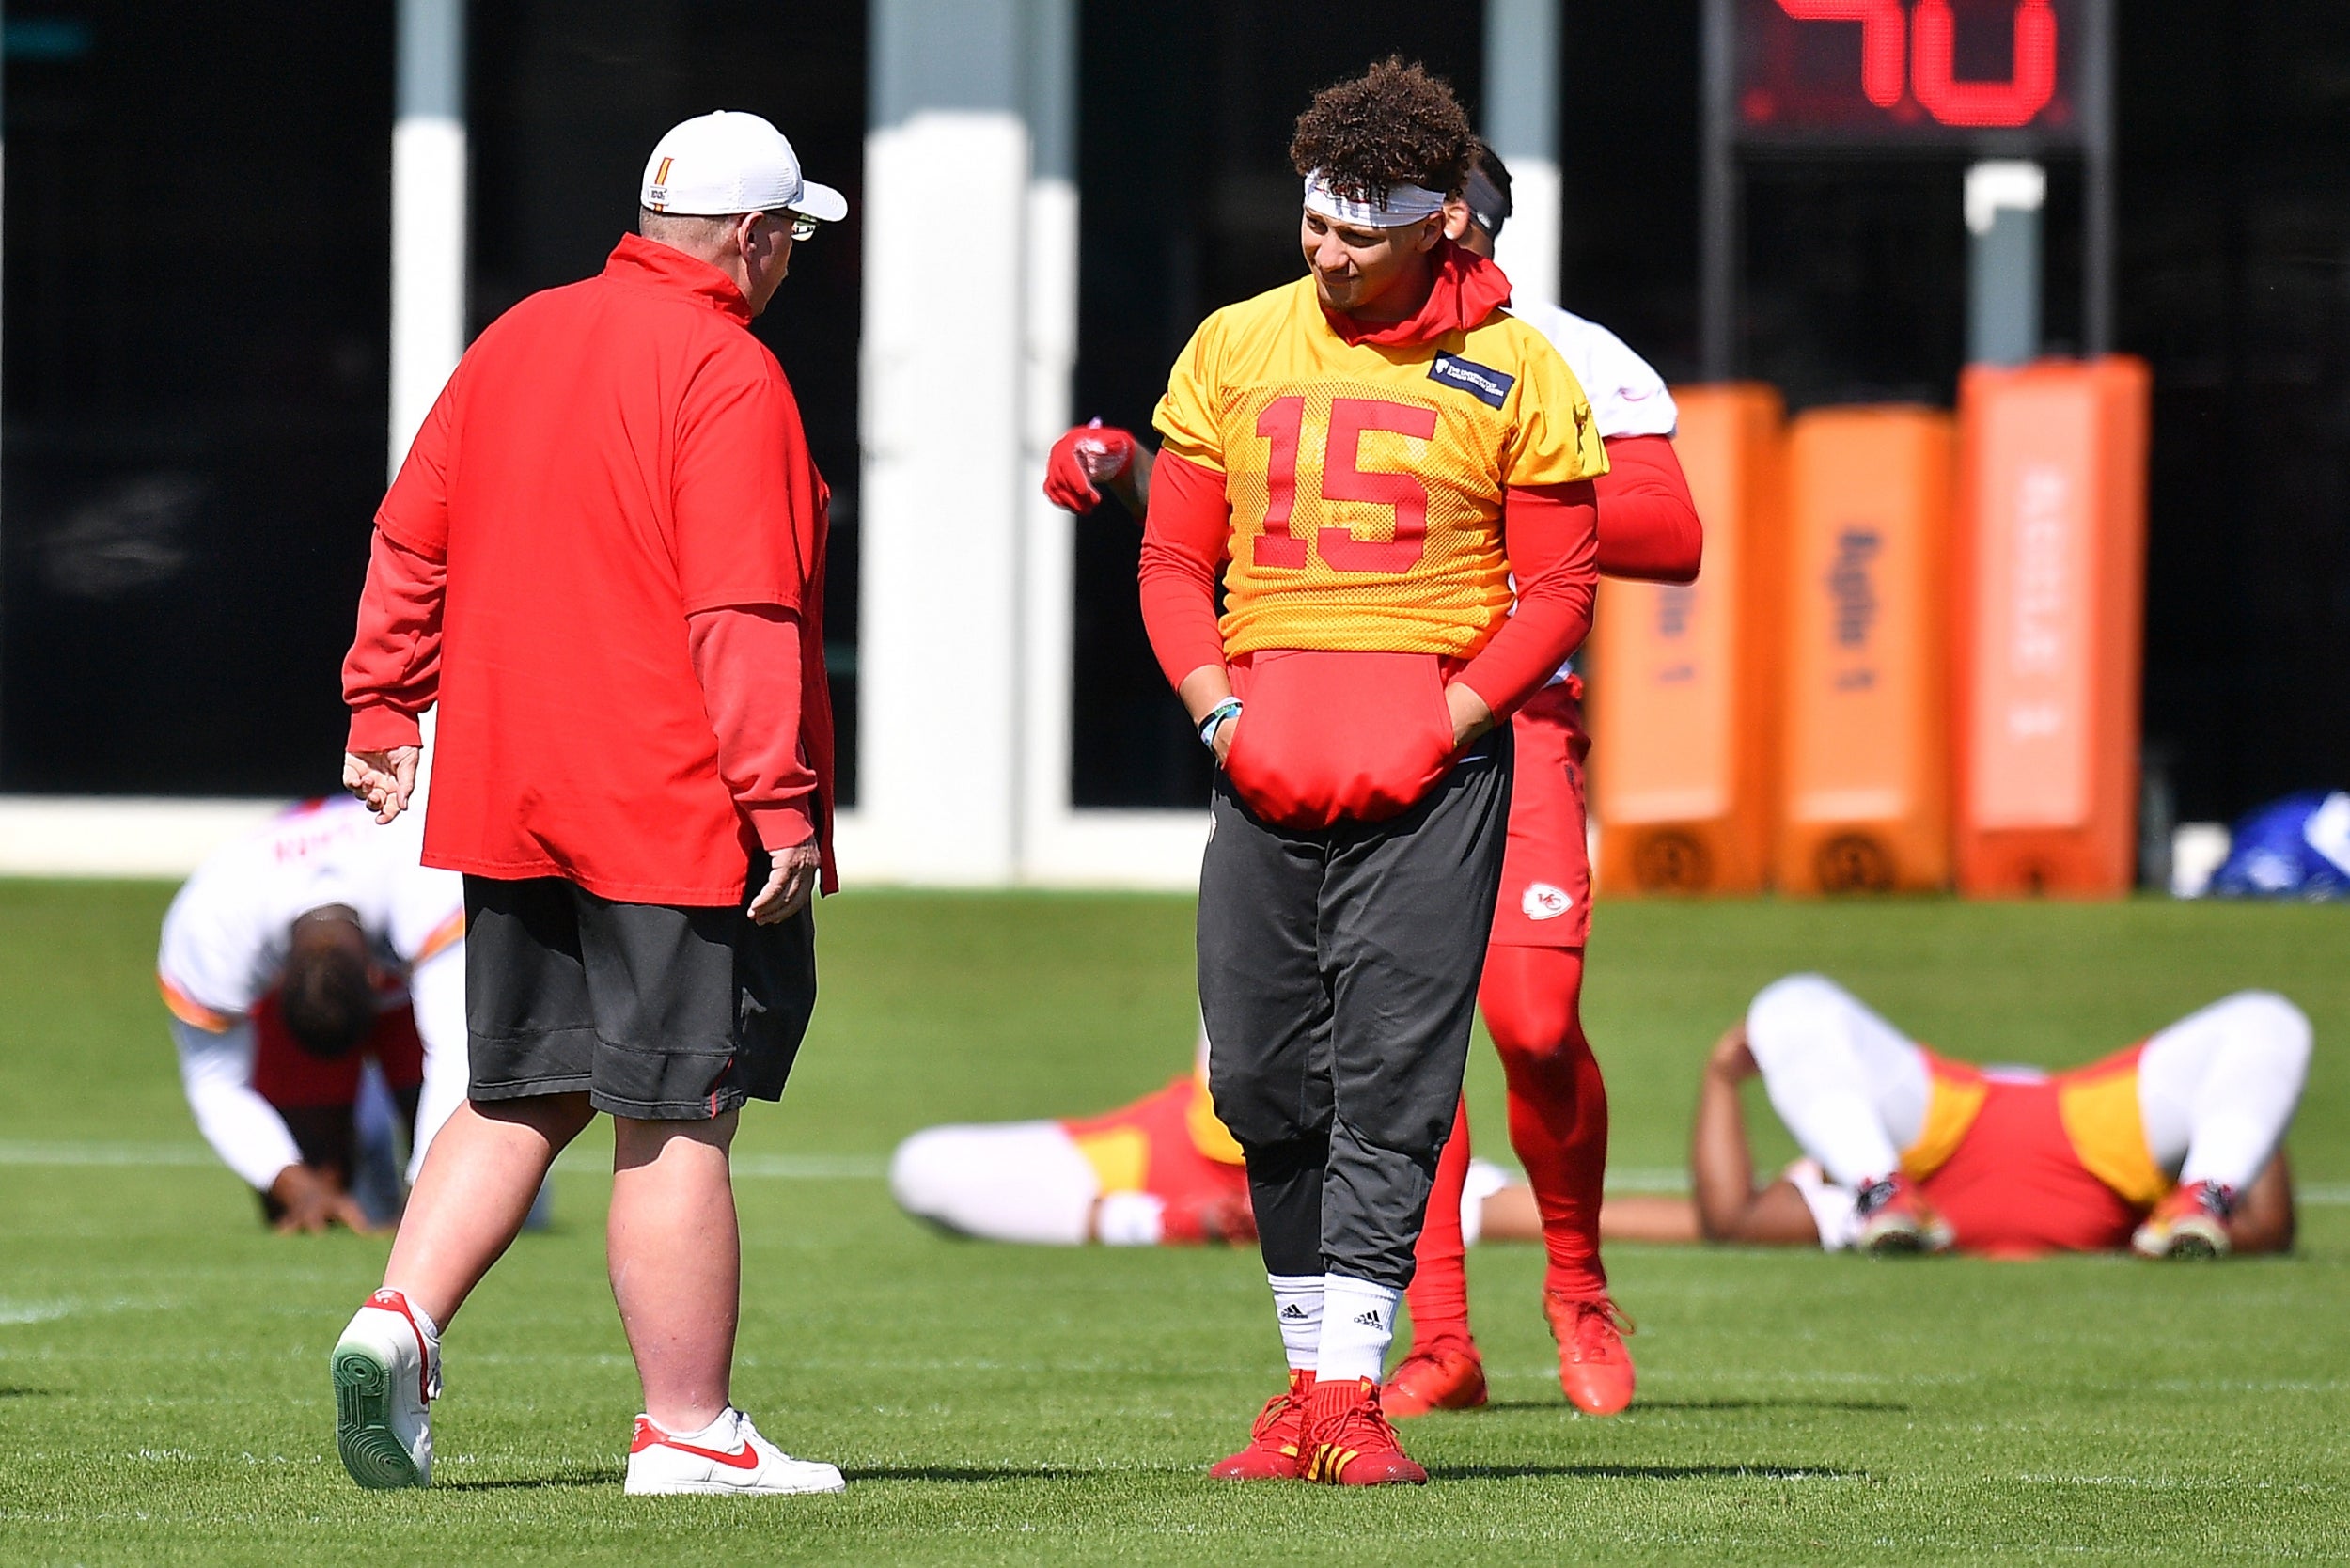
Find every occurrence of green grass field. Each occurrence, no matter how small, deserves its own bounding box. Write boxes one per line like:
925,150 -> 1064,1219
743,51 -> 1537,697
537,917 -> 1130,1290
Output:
3,882 -> 2347,1564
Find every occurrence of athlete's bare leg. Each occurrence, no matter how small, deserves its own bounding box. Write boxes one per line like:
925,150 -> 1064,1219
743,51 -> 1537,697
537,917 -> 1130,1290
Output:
610,1113 -> 742,1435
383,1093 -> 594,1329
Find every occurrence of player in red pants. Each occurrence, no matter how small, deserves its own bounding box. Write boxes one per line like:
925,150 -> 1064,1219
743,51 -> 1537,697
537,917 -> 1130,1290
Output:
1382,149 -> 1700,1420
1044,142 -> 1700,1422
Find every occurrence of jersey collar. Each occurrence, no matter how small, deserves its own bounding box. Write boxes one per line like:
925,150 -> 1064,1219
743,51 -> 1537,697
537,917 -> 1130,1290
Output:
1322,242 -> 1513,348
601,232 -> 755,326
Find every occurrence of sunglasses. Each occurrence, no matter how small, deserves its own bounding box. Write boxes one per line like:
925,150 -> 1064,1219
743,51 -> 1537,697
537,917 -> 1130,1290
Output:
771,211 -> 822,242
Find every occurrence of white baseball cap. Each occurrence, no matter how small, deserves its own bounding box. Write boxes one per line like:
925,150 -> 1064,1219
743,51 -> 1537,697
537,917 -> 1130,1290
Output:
639,110 -> 847,224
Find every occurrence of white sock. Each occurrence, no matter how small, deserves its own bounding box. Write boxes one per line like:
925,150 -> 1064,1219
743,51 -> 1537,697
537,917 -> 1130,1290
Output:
653,1406 -> 740,1445
1093,1192 -> 1167,1246
1268,1274 -> 1323,1372
1315,1275 -> 1401,1386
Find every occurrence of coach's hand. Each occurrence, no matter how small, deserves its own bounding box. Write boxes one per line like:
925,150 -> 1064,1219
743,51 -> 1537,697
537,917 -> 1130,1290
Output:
343,746 -> 420,825
1445,683 -> 1495,750
749,843 -> 823,925
270,1163 -> 378,1235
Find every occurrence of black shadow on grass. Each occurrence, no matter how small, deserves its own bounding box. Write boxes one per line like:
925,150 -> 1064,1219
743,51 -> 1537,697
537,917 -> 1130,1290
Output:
0,1388 -> 51,1398
1426,1464 -> 1868,1482
1477,1398 -> 1906,1415
436,1471 -> 626,1492
1622,1398 -> 1910,1414
841,1466 -> 1128,1483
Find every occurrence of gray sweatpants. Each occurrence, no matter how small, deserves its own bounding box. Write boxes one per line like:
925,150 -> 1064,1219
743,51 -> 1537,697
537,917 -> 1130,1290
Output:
1197,732 -> 1512,1290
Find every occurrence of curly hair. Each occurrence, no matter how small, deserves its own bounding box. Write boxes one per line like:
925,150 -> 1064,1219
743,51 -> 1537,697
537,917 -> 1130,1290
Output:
1290,55 -> 1476,206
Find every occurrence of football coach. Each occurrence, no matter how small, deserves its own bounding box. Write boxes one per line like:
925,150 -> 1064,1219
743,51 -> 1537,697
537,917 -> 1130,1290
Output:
331,111 -> 846,1498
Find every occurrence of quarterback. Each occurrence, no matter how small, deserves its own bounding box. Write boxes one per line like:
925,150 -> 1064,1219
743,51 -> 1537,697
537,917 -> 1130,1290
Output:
1050,138 -> 1701,1424
1136,59 -> 1604,1485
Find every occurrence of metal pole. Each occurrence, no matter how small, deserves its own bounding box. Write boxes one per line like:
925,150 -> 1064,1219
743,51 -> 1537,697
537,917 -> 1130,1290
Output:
389,0 -> 467,477
1,0 -> 9,777
1483,0 -> 1561,306
1700,0 -> 1738,380
1016,0 -> 1078,870
862,0 -> 1033,881
2079,0 -> 2115,354
1966,160 -> 2045,366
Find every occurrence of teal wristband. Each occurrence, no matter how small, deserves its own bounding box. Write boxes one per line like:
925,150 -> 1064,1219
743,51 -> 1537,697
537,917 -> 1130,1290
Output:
1198,697 -> 1243,750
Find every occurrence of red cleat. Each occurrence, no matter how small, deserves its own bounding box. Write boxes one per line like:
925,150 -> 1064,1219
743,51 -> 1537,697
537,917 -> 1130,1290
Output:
1159,1190 -> 1258,1247
1208,1369 -> 1312,1480
1546,1292 -> 1637,1417
2132,1179 -> 2234,1260
1302,1375 -> 1427,1486
1381,1340 -> 1488,1419
1854,1174 -> 1955,1256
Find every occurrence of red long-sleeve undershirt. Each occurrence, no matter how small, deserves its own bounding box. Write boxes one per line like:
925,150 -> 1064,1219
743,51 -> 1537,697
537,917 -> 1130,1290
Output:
685,605 -> 819,852
1137,452 -> 1601,720
342,527 -> 816,852
343,527 -> 444,753
1591,432 -> 1702,584
1135,452 -> 1230,692
1456,480 -> 1599,715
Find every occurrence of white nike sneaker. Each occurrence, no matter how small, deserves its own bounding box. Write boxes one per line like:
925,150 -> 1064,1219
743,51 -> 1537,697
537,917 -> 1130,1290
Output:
331,1288 -> 441,1489
623,1408 -> 846,1497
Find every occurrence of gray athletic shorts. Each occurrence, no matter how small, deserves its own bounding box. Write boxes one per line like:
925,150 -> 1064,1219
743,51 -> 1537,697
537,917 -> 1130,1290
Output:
461,857 -> 815,1121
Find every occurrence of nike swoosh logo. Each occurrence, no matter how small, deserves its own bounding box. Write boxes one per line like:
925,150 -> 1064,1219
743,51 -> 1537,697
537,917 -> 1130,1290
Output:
652,1438 -> 761,1471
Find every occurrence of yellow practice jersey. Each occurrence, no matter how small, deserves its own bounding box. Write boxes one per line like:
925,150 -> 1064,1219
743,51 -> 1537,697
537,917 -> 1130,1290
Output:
1153,274 -> 1608,660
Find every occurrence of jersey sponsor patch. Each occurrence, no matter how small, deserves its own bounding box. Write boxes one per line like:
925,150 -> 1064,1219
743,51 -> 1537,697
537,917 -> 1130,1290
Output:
1427,353 -> 1514,409
1520,881 -> 1574,921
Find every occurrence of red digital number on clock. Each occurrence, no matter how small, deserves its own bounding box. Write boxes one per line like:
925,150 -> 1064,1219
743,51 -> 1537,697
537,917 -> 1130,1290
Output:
1772,0 -> 2059,130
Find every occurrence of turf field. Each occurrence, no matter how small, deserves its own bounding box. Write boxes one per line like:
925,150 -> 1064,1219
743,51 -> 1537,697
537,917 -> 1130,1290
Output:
2,881 -> 2346,1565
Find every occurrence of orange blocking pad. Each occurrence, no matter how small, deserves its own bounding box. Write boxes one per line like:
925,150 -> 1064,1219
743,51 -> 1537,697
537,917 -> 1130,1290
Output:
1776,406 -> 1956,893
1591,384 -> 1786,893
1954,358 -> 2152,897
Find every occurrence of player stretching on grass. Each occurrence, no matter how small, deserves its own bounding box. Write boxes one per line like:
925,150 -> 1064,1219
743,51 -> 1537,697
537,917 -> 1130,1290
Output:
1136,59 -> 1605,1485
336,112 -> 845,1497
1051,141 -> 1700,1423
159,795 -> 465,1233
1680,977 -> 2309,1259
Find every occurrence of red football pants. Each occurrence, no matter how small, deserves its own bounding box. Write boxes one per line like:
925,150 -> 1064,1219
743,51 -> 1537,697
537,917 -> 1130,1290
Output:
1408,945 -> 1609,1351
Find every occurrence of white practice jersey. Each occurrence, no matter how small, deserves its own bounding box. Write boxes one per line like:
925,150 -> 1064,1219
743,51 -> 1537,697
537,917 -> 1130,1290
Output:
1511,300 -> 1678,444
158,796 -> 467,1191
1507,300 -> 1679,686
159,796 -> 462,1025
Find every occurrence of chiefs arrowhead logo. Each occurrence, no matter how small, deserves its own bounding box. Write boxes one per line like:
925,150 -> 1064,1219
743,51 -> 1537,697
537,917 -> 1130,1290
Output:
1521,882 -> 1573,921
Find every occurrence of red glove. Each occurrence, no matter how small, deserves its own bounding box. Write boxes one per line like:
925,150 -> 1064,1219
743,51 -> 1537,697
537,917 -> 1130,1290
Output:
1044,419 -> 1139,513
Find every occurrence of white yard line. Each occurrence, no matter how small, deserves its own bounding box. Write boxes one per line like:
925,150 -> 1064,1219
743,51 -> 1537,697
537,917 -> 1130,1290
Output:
0,1139 -> 884,1180
3,1140 -> 2341,1202
0,1141 -> 217,1168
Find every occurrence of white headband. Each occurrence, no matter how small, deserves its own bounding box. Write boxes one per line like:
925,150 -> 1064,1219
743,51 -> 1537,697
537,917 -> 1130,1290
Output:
1302,169 -> 1447,228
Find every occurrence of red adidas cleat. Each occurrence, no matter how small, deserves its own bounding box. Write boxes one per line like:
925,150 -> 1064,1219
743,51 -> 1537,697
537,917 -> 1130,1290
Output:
1854,1174 -> 1955,1256
1546,1292 -> 1637,1417
1302,1375 -> 1427,1485
1381,1340 -> 1488,1419
1208,1369 -> 1313,1480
